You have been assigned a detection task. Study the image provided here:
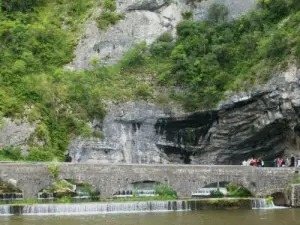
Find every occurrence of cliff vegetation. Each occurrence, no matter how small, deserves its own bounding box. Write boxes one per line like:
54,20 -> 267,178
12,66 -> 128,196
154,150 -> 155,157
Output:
0,0 -> 300,161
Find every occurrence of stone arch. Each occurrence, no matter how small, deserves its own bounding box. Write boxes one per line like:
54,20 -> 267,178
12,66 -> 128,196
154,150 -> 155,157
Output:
271,192 -> 287,206
199,175 -> 254,190
0,175 -> 52,199
113,180 -> 161,197
259,188 -> 287,206
197,179 -> 255,197
259,188 -> 286,197
0,178 -> 23,200
38,179 -> 100,200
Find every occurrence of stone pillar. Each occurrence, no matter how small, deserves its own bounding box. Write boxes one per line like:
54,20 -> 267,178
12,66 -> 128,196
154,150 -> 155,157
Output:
22,188 -> 38,199
290,184 -> 300,207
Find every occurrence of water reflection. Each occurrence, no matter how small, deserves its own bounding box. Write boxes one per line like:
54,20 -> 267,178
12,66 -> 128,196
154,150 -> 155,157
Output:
1,209 -> 300,225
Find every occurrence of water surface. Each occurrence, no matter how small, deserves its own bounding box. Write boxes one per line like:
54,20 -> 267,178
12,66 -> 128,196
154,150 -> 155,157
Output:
1,209 -> 299,225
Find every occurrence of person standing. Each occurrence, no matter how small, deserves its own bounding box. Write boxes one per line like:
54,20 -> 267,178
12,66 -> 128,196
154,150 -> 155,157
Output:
291,156 -> 295,167
257,158 -> 262,167
286,158 -> 290,167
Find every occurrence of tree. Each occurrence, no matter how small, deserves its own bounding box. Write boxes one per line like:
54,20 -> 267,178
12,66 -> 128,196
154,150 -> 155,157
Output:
207,3 -> 229,24
1,0 -> 47,12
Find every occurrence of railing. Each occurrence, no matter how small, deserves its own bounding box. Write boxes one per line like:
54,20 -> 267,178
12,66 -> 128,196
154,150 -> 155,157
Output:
114,190 -> 158,198
241,161 -> 297,167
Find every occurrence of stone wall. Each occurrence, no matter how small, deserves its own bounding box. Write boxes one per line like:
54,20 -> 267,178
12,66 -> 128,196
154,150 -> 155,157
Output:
0,163 -> 298,199
290,184 -> 300,207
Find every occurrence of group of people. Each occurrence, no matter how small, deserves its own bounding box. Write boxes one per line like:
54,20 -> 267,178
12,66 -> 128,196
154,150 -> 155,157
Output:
242,156 -> 298,167
274,157 -> 289,167
242,157 -> 264,167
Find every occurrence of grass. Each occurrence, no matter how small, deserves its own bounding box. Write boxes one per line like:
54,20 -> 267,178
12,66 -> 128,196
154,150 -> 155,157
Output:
47,163 -> 60,179
96,12 -> 124,30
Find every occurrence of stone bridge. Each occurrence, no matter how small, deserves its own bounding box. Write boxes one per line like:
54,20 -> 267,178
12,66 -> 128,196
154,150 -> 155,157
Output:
0,163 -> 299,199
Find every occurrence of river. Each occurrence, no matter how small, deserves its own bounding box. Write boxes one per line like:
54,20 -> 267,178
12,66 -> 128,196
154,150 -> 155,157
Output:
1,209 -> 300,225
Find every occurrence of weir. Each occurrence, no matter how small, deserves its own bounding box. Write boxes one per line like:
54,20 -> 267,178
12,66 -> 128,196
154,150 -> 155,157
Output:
0,199 -> 281,215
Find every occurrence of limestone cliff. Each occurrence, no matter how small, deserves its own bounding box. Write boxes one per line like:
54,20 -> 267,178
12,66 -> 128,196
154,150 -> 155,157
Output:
0,118 -> 36,154
67,0 -> 256,70
68,67 -> 300,164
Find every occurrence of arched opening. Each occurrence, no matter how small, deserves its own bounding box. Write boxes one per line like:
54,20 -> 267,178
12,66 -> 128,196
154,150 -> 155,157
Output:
271,192 -> 286,206
193,182 -> 252,198
114,181 -> 161,197
113,180 -> 177,199
0,179 -> 23,201
203,181 -> 230,188
38,179 -> 100,202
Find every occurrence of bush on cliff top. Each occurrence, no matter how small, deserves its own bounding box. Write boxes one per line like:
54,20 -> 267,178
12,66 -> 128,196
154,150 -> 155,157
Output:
140,0 -> 300,111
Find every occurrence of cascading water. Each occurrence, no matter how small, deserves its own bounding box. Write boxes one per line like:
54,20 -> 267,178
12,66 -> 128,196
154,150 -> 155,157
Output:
0,205 -> 10,215
0,193 -> 23,201
251,198 -> 285,209
0,200 -> 190,215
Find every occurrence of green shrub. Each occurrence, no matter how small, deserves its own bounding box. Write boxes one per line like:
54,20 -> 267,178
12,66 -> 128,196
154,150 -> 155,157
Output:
226,183 -> 252,197
1,0 -> 48,12
102,0 -> 116,11
266,196 -> 273,206
150,42 -> 174,57
258,31 -> 289,58
92,130 -> 105,139
0,147 -> 23,161
120,41 -> 147,69
207,3 -> 229,24
134,84 -> 153,100
154,184 -> 177,198
96,12 -> 124,30
51,180 -> 74,192
78,184 -> 100,200
182,11 -> 193,20
209,188 -> 224,198
26,147 -> 54,161
157,32 -> 173,43
226,183 -> 239,193
47,163 -> 61,179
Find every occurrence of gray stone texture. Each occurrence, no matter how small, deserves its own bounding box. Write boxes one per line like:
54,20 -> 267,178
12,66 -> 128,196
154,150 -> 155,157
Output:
68,66 -> 300,165
0,118 -> 36,152
68,102 -> 178,164
67,0 -> 256,69
0,163 -> 298,199
291,184 -> 300,207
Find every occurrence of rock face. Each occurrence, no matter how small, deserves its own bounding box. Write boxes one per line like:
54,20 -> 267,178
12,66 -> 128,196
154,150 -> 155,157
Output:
68,66 -> 300,164
67,0 -> 256,70
0,118 -> 36,152
68,102 -> 178,163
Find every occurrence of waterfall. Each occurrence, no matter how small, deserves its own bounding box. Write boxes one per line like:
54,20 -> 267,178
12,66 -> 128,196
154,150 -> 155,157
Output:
0,205 -> 10,215
251,199 -> 276,209
38,193 -> 54,200
0,193 -> 23,201
0,200 -> 189,215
